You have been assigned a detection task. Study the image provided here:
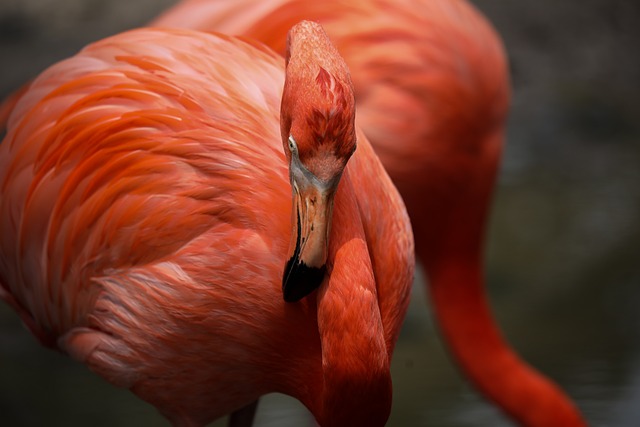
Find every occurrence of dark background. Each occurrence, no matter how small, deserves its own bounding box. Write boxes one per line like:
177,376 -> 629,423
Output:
1,0 -> 639,425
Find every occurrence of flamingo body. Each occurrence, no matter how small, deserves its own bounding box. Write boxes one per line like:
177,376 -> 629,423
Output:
153,0 -> 587,425
0,25 -> 413,427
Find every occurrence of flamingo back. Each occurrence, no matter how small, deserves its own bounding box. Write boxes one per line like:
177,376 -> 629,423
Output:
0,27 -> 288,349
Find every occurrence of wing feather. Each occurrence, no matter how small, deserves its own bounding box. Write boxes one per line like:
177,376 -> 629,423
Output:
0,28 -> 289,339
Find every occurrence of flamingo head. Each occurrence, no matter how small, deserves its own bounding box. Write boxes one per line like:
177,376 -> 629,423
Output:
279,21 -> 357,302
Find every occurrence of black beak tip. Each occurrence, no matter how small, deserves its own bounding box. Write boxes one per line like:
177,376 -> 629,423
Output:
282,258 -> 326,303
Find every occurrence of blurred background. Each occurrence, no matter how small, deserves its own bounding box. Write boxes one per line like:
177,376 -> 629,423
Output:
0,0 -> 639,425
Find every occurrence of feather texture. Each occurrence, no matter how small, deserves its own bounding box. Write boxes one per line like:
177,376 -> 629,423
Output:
152,1 -> 587,426
0,26 -> 413,427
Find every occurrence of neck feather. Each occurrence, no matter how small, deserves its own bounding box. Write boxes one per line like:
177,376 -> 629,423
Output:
311,170 -> 391,427
427,256 -> 586,426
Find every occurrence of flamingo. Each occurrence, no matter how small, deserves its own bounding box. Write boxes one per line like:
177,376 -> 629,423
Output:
151,0 -> 587,425
0,22 -> 414,427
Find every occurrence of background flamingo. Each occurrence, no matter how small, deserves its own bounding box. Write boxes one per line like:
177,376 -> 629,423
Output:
0,22 -> 413,427
2,0 -> 639,426
151,0 -> 585,425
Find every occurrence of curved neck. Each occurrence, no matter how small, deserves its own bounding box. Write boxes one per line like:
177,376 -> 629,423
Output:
311,171 -> 392,427
425,252 -> 586,426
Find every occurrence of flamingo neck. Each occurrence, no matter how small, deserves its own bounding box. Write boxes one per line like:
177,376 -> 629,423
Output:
425,253 -> 586,426
309,171 -> 392,427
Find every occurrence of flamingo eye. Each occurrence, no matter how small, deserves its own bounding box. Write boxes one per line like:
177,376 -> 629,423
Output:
288,135 -> 298,153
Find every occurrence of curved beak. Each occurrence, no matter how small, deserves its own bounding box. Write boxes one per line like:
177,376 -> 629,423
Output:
282,156 -> 340,302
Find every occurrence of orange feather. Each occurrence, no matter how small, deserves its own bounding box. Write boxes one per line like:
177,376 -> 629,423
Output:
152,0 -> 587,426
0,25 -> 413,427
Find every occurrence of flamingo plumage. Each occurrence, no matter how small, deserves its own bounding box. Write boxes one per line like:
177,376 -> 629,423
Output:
0,22 -> 413,427
151,0 -> 587,425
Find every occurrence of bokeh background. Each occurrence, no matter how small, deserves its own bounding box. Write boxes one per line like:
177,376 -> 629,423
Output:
1,0 -> 639,425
